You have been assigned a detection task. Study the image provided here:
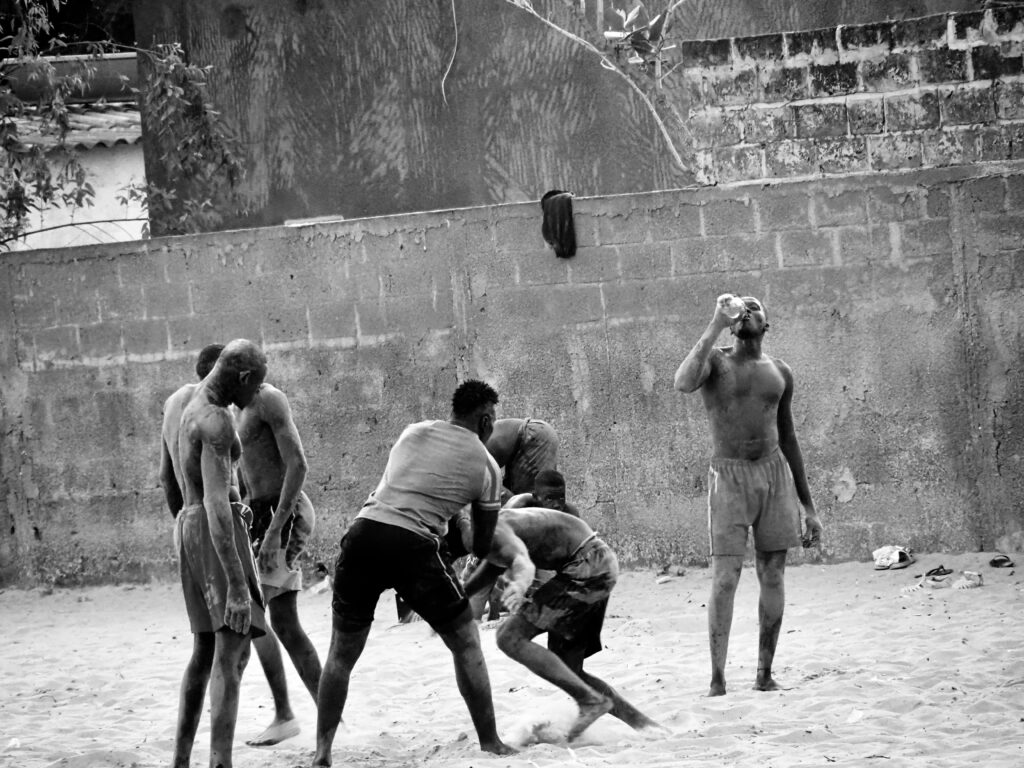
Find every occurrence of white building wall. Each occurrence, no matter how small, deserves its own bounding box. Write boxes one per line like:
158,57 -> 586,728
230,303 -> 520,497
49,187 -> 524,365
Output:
8,143 -> 148,251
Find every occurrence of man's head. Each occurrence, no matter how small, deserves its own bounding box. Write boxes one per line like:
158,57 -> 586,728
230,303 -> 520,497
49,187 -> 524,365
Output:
533,469 -> 567,511
214,339 -> 267,408
195,343 -> 225,380
731,295 -> 769,340
451,379 -> 499,443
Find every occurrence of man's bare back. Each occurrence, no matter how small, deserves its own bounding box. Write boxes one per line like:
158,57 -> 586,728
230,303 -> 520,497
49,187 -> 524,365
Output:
493,508 -> 595,571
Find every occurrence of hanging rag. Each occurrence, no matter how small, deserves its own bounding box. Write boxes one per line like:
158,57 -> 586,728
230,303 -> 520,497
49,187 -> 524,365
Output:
541,189 -> 576,259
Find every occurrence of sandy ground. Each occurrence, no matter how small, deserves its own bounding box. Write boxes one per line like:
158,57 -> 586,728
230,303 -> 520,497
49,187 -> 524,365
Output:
1,551 -> 1022,768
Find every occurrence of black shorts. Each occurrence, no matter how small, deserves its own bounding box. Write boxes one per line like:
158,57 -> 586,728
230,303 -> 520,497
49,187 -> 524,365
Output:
332,518 -> 470,632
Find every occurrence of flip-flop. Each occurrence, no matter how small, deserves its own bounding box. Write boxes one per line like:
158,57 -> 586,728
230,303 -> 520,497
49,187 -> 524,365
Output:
925,565 -> 953,577
989,554 -> 1015,568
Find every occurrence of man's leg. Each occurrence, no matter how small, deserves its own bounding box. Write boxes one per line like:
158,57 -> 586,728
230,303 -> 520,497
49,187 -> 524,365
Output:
708,554 -> 744,696
495,615 -> 610,740
208,629 -> 252,768
270,591 -> 323,700
247,625 -> 299,746
436,617 -> 516,755
313,623 -> 371,768
753,549 -> 788,692
172,632 -> 215,768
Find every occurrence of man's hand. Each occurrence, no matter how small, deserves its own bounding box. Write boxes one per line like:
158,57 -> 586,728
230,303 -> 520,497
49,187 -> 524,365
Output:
501,579 -> 528,614
801,506 -> 823,548
224,583 -> 252,635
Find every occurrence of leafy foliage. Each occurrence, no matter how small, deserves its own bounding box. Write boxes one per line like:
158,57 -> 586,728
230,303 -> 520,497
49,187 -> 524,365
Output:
1,0 -> 245,249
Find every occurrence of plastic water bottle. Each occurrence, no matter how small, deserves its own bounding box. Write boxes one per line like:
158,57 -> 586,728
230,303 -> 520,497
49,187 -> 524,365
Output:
717,293 -> 745,319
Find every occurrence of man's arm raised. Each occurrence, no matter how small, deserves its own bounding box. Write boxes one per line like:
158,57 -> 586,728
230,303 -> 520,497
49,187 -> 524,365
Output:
673,298 -> 735,392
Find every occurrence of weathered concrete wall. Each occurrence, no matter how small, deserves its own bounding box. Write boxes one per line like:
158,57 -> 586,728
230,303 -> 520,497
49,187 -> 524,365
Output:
1,162 -> 1022,585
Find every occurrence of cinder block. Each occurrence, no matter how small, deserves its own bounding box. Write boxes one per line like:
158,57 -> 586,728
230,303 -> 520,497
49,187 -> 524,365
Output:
810,62 -> 859,97
121,318 -> 169,357
921,127 -> 981,167
517,247 -> 572,286
1003,174 -> 1024,210
971,45 -> 1023,81
761,65 -> 810,103
993,80 -> 1024,119
33,326 -> 79,361
741,105 -> 795,143
593,208 -> 649,246
262,305 -> 311,345
383,293 -> 455,333
566,245 -> 619,284
794,102 -> 848,139
78,321 -> 124,360
860,53 -> 915,92
836,225 -> 887,266
814,190 -> 869,228
961,176 -> 1007,212
764,138 -> 816,177
143,281 -> 191,320
706,68 -> 759,107
925,186 -> 952,219
868,185 -> 925,222
952,11 -> 987,43
917,49 -> 968,84
734,33 -> 784,63
868,133 -> 924,171
168,314 -> 263,351
493,212 -> 542,254
96,282 -> 145,322
461,217 -> 499,255
900,219 -> 953,258
992,5 -> 1024,35
617,243 -> 674,280
778,230 -> 834,267
978,125 -> 1013,160
840,21 -> 895,52
687,109 -> 742,151
788,28 -> 839,59
939,85 -> 996,125
648,201 -> 701,242
883,92 -> 940,131
713,145 -> 763,183
816,137 -> 870,174
678,39 -> 732,68
308,303 -> 356,343
702,199 -> 755,237
758,193 -> 813,231
891,13 -> 950,49
602,279 -> 685,318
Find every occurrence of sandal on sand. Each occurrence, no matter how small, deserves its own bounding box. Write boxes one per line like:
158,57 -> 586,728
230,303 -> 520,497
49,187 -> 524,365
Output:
925,565 -> 953,577
989,554 -> 1015,568
873,546 -> 915,570
901,575 -> 950,594
952,571 -> 984,590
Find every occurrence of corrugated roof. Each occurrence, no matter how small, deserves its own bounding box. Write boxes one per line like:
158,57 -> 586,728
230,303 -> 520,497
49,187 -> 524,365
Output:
8,102 -> 141,151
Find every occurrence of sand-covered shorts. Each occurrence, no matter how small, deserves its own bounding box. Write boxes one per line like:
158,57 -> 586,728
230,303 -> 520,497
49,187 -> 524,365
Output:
248,492 -> 315,596
520,534 -> 618,659
707,448 -> 803,555
176,502 -> 266,637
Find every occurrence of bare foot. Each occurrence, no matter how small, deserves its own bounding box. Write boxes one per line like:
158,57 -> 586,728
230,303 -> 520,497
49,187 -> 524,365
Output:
568,697 -> 613,741
480,738 -> 517,755
246,717 -> 300,746
753,677 -> 785,692
707,681 -> 726,697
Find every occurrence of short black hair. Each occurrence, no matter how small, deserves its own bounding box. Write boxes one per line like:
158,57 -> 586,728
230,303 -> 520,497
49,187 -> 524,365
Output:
195,343 -> 225,379
534,469 -> 566,492
451,379 -> 499,418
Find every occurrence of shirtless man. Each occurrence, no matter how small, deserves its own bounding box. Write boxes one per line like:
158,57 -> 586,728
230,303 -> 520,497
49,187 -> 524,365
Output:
486,418 -> 559,502
159,339 -> 268,768
505,469 -> 580,517
458,507 -> 663,740
236,379 -> 322,746
159,343 -> 225,518
313,380 -> 515,766
673,294 -> 822,697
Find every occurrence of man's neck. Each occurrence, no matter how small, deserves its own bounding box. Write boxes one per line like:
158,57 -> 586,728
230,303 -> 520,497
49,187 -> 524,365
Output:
730,335 -> 763,360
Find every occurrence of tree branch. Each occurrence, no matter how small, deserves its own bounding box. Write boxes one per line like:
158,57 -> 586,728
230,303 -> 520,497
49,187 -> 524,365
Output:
1,217 -> 149,248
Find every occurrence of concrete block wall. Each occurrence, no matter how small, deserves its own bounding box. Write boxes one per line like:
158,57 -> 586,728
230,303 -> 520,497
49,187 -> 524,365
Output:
674,7 -> 1024,184
1,161 -> 1022,585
